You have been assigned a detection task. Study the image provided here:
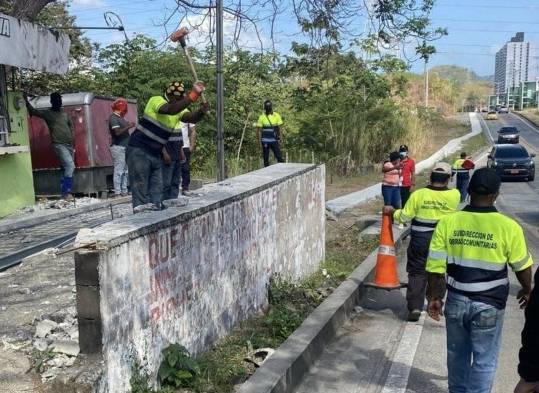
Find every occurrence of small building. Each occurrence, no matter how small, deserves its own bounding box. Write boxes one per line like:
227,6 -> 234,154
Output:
0,12 -> 70,217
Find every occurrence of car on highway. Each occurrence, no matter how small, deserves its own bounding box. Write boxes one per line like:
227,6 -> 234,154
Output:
487,144 -> 535,181
497,126 -> 520,144
486,111 -> 498,120
499,106 -> 509,113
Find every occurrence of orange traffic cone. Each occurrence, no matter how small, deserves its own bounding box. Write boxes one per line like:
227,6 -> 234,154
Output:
368,213 -> 402,290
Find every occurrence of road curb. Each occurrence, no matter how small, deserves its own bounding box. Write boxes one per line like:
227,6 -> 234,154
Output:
512,110 -> 539,128
237,225 -> 409,393
0,196 -> 131,234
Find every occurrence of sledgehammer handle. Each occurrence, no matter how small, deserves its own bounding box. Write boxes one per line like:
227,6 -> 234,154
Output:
178,36 -> 207,104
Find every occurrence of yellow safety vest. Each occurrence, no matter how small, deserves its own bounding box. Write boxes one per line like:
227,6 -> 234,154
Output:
393,186 -> 460,232
426,206 -> 533,308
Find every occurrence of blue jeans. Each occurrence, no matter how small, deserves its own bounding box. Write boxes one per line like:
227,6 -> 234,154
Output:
445,291 -> 505,393
126,146 -> 163,208
162,158 -> 181,200
456,174 -> 470,203
52,143 -> 75,196
110,145 -> 128,195
381,185 -> 401,208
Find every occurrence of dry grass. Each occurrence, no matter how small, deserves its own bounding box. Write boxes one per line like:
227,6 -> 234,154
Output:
325,114 -> 470,200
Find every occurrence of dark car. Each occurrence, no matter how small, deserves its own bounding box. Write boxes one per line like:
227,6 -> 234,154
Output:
497,126 -> 520,144
487,144 -> 535,181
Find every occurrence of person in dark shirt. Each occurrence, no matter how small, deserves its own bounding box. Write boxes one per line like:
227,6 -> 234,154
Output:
26,92 -> 75,199
514,268 -> 539,393
108,98 -> 134,197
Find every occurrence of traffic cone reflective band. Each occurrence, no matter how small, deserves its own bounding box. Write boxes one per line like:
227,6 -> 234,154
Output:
372,214 -> 401,289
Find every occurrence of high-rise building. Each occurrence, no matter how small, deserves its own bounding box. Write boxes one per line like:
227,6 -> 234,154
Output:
494,32 -> 538,95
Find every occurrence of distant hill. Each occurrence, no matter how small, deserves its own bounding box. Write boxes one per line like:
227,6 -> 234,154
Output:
429,65 -> 490,84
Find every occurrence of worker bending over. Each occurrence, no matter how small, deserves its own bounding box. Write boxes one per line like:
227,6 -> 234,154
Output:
126,81 -> 208,211
384,162 -> 460,322
426,168 -> 533,393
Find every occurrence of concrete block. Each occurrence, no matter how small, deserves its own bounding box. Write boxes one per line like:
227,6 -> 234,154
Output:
74,251 -> 100,286
51,340 -> 80,357
77,318 -> 102,354
76,285 -> 100,320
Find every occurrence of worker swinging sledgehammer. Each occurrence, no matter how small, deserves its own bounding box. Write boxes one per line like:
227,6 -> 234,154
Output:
126,28 -> 209,212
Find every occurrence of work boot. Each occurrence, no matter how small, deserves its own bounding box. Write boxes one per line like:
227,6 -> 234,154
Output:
407,309 -> 421,322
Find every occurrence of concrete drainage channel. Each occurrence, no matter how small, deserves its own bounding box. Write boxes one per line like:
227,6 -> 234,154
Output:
237,224 -> 409,393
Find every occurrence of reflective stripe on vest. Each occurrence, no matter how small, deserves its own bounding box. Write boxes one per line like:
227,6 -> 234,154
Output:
136,115 -> 173,145
411,217 -> 438,232
447,276 -> 509,292
169,136 -> 182,142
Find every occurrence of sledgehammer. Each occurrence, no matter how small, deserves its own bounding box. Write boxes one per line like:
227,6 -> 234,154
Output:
170,28 -> 207,104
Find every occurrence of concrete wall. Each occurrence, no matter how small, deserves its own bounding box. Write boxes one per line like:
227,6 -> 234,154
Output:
0,91 -> 35,218
74,164 -> 325,392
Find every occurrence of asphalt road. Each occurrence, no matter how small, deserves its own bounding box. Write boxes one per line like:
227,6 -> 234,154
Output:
294,113 -> 539,393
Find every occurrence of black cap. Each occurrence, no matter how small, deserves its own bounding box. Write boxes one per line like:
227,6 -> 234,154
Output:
468,168 -> 501,195
399,144 -> 408,152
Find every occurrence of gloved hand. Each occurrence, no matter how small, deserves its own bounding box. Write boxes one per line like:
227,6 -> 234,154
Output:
188,82 -> 205,102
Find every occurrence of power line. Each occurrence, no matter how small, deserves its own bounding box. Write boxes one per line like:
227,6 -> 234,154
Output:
436,4 -> 539,9
433,17 -> 539,25
446,28 -> 539,34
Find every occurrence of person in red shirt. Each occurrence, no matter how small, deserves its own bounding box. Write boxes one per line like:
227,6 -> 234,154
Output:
399,145 -> 416,207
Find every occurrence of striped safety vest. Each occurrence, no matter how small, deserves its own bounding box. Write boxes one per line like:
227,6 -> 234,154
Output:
426,205 -> 533,309
393,186 -> 460,233
129,96 -> 187,156
452,158 -> 472,176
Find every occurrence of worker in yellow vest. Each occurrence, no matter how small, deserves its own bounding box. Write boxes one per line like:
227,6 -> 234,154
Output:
257,100 -> 284,167
384,162 -> 460,321
126,81 -> 208,212
452,152 -> 475,202
426,168 -> 533,392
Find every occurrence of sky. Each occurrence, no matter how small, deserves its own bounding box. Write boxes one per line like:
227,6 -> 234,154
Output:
67,0 -> 539,77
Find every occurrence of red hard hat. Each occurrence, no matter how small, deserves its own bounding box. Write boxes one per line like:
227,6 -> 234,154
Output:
111,98 -> 128,116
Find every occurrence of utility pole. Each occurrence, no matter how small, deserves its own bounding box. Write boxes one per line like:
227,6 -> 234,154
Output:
424,60 -> 429,107
216,0 -> 226,181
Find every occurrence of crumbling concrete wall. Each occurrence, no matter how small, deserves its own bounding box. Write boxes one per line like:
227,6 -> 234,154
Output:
74,164 -> 325,392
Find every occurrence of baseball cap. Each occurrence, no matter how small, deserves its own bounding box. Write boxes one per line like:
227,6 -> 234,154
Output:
399,144 -> 409,152
468,168 -> 501,195
431,162 -> 452,176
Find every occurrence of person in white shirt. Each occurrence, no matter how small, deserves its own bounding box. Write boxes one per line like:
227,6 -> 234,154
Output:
181,122 -> 196,195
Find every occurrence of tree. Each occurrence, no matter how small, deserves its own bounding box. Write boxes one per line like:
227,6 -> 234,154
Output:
0,0 -> 55,21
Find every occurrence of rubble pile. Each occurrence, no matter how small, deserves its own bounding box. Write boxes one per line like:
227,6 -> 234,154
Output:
31,306 -> 80,382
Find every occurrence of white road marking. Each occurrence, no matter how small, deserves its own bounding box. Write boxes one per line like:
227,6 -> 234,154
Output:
510,112 -> 539,134
380,313 -> 426,393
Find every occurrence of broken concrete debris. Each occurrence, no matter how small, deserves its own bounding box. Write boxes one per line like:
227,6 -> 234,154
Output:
30,306 -> 81,382
35,319 -> 58,338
